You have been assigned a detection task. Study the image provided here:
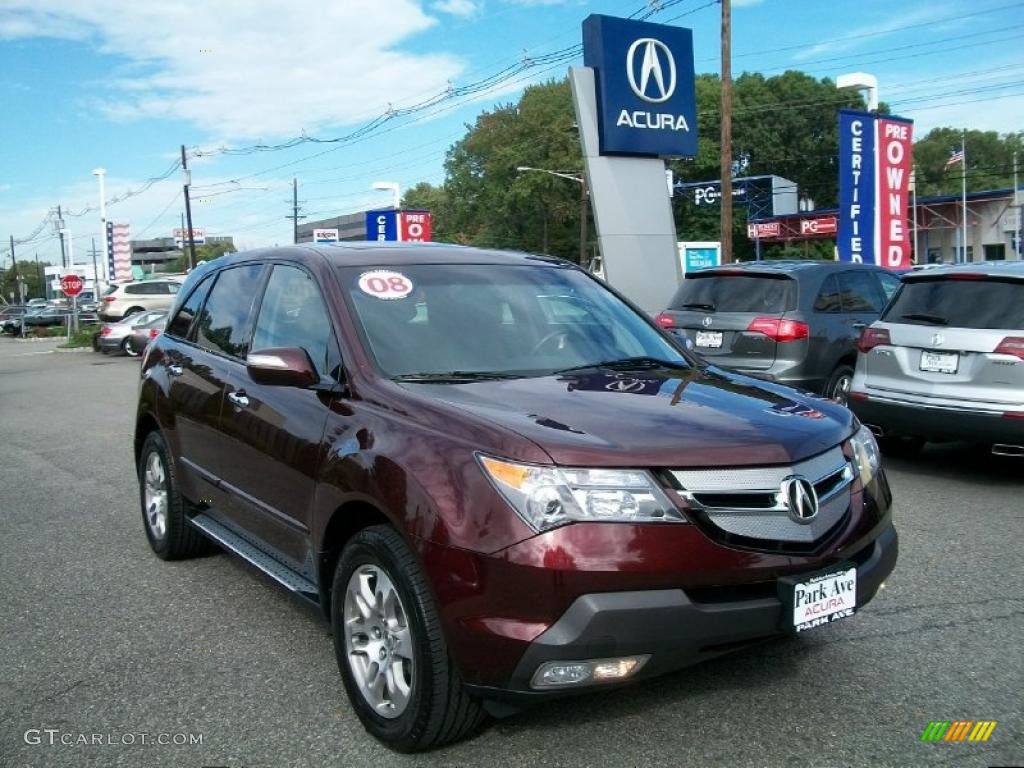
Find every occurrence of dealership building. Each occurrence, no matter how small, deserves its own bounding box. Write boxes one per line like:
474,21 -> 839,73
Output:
129,235 -> 236,268
746,185 -> 1023,263
296,212 -> 374,243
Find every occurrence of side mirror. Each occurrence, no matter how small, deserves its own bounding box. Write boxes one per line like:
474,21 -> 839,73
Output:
246,347 -> 319,388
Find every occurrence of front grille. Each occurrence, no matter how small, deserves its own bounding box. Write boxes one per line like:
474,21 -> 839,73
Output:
666,446 -> 853,550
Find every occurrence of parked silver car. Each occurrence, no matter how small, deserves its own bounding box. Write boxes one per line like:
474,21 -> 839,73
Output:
97,310 -> 166,356
125,311 -> 168,357
849,262 -> 1024,456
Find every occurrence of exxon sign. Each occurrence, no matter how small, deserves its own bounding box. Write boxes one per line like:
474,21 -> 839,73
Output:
582,14 -> 697,158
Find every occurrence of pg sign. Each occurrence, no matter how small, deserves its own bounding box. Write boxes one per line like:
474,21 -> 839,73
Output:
838,109 -> 913,269
365,210 -> 432,243
582,14 -> 697,157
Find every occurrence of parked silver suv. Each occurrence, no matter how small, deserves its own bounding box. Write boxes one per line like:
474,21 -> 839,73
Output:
99,277 -> 183,321
849,262 -> 1024,456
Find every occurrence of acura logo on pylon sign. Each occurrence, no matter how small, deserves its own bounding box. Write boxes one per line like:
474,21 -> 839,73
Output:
626,38 -> 676,103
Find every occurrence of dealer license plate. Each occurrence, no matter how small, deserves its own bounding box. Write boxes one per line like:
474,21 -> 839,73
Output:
920,350 -> 958,373
695,331 -> 723,348
782,566 -> 857,633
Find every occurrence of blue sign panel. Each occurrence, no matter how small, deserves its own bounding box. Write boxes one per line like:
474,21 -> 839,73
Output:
837,109 -> 876,263
582,14 -> 697,157
366,210 -> 399,241
683,246 -> 720,273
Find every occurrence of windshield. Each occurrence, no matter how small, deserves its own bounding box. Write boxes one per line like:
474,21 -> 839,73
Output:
669,273 -> 797,313
339,263 -> 689,378
882,277 -> 1024,329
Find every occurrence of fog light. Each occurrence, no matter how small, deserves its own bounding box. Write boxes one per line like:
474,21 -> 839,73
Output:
531,655 -> 650,689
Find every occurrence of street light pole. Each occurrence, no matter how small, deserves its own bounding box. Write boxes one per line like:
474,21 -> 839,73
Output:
371,181 -> 402,210
92,167 -> 107,294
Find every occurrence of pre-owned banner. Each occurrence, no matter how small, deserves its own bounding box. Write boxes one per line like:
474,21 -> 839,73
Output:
837,109 -> 914,267
837,110 -> 875,263
876,117 -> 914,270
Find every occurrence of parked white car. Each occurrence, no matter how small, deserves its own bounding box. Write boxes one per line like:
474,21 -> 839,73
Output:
99,277 -> 184,321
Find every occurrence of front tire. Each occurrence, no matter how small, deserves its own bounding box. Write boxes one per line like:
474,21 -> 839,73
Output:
138,431 -> 212,560
332,526 -> 485,752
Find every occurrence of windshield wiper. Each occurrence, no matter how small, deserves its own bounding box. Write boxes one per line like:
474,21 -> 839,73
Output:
392,370 -> 524,383
676,302 -> 716,312
899,312 -> 948,326
556,356 -> 690,374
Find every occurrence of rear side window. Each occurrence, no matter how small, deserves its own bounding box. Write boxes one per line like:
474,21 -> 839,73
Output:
166,274 -> 214,339
670,274 -> 796,313
883,277 -> 1024,329
814,275 -> 843,313
195,265 -> 265,357
838,271 -> 885,313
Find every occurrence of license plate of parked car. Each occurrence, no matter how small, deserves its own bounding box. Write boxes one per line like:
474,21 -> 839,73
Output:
919,350 -> 959,374
785,566 -> 857,632
695,331 -> 723,348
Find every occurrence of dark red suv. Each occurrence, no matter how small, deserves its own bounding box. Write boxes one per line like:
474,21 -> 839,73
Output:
135,244 -> 897,751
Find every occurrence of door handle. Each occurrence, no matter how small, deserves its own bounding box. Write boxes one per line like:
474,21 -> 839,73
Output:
167,364 -> 184,376
227,390 -> 250,408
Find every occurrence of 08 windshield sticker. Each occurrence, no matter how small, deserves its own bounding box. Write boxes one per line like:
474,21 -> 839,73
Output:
357,270 -> 413,300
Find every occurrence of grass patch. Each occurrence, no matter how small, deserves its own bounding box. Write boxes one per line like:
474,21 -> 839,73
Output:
58,326 -> 102,349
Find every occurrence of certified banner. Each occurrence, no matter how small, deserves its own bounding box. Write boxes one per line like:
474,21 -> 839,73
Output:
876,117 -> 914,270
837,110 -> 876,263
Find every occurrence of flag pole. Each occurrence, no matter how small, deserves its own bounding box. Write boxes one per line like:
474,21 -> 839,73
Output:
960,132 -> 967,263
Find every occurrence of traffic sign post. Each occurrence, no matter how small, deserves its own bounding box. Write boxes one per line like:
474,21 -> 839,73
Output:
60,274 -> 83,334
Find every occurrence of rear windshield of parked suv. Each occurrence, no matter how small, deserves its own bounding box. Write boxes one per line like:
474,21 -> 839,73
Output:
882,276 -> 1024,329
669,273 -> 797,313
338,263 -> 688,378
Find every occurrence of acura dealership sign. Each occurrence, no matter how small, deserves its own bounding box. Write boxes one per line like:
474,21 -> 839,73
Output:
582,14 -> 697,157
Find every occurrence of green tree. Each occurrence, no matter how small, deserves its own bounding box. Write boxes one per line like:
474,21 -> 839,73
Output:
1,259 -> 53,302
169,241 -> 236,274
402,182 -> 453,242
913,128 -> 1023,197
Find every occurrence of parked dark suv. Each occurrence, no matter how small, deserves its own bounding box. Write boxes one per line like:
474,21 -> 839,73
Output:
135,244 -> 897,751
658,261 -> 901,404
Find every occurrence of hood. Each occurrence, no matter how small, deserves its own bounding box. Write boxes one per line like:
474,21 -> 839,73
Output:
400,366 -> 854,468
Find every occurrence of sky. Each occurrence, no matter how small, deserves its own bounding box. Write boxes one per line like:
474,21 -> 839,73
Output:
1,0 -> 1022,266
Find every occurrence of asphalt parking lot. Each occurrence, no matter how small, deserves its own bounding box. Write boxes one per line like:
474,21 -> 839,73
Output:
1,338 -> 1021,768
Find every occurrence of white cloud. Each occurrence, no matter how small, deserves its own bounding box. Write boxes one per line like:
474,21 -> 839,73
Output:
434,0 -> 480,16
733,0 -> 763,6
792,7 -> 950,62
0,1 -> 466,139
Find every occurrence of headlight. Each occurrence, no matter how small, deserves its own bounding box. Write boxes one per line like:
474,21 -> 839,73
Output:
849,425 -> 881,485
478,455 -> 685,532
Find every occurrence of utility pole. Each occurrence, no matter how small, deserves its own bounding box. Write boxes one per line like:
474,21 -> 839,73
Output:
35,253 -> 42,300
1014,151 -> 1021,261
719,0 -> 733,264
89,238 -> 101,299
181,145 -> 197,270
286,177 -> 306,244
56,205 -> 67,269
9,235 -> 19,303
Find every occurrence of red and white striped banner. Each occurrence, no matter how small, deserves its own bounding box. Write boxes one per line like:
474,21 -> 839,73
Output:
107,221 -> 132,281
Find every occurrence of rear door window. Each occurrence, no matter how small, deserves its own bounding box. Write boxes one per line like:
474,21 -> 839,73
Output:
813,275 -> 843,313
195,265 -> 266,357
838,271 -> 885,313
882,277 -> 1024,329
670,274 -> 796,313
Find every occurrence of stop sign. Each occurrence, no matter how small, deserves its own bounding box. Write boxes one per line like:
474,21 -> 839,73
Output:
60,274 -> 84,298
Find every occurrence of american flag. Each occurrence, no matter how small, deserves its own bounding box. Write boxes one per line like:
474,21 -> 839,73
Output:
107,221 -> 132,281
944,149 -> 965,170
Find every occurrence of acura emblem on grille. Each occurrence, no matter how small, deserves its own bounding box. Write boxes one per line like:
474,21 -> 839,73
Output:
702,316 -> 713,327
931,333 -> 944,346
781,475 -> 819,524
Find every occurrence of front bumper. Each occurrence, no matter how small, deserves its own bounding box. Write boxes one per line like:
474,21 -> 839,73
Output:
850,395 -> 1024,444
469,524 -> 897,701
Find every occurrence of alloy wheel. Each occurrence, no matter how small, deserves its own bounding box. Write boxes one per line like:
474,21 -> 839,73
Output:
343,564 -> 415,719
143,451 -> 168,540
831,373 -> 852,405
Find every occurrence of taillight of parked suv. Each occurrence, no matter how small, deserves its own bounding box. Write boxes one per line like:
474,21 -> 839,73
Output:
857,327 -> 891,353
994,336 -> 1024,360
746,317 -> 809,343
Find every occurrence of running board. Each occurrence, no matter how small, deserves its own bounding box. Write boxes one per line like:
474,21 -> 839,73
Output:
189,513 -> 319,603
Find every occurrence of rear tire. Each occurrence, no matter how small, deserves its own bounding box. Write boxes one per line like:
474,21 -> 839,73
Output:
878,436 -> 925,457
138,431 -> 213,560
122,337 -> 138,357
825,365 -> 855,405
332,526 -> 486,752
